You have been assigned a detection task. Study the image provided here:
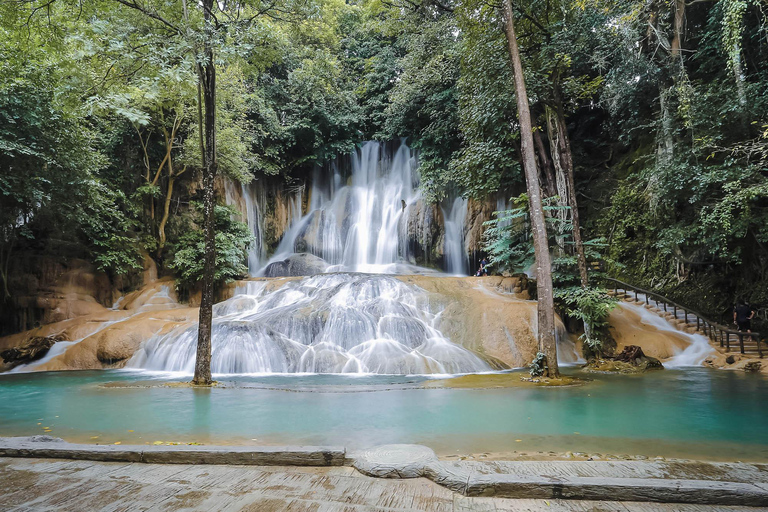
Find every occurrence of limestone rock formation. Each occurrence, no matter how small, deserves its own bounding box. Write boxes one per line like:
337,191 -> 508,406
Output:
607,306 -> 690,360
1,275 -> 548,373
264,253 -> 330,277
586,345 -> 663,373
402,199 -> 444,266
0,334 -> 65,368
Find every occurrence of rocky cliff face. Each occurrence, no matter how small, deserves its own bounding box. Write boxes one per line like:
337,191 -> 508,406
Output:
1,258 -> 118,336
222,176 -> 498,272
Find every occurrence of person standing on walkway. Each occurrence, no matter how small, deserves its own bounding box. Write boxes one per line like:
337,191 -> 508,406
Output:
734,300 -> 755,333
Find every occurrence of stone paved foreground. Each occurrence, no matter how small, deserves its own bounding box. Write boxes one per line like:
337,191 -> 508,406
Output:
0,458 -> 760,511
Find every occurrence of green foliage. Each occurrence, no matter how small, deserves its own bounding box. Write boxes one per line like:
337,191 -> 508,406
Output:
482,194 -> 570,275
0,56 -> 141,280
482,195 -> 534,275
169,204 -> 254,290
554,286 -> 617,353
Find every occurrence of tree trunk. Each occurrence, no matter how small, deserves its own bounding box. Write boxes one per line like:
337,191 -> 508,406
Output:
670,0 -> 685,62
158,176 -> 175,255
552,85 -> 589,289
545,106 -> 569,250
533,125 -> 557,198
501,0 -> 559,378
193,0 -> 217,386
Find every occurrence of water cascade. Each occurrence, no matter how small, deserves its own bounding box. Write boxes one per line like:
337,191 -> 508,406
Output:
618,302 -> 715,367
261,141 -> 460,274
442,198 -> 469,275
241,183 -> 266,274
126,142 -> 509,375
128,274 -> 492,374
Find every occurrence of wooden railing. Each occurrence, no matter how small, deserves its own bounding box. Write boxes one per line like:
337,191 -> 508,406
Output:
601,277 -> 763,358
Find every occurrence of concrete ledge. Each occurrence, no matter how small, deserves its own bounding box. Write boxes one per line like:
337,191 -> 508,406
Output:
3,438 -> 768,506
464,474 -> 768,507
0,436 -> 345,466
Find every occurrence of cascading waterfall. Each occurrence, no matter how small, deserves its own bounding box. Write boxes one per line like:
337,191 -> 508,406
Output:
129,141 -> 485,375
619,302 -> 714,367
261,141 -> 436,274
128,274 -> 492,375
241,182 -> 266,273
443,197 -> 469,275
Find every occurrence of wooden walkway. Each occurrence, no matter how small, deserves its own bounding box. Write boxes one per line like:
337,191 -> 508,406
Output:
0,458 -> 758,511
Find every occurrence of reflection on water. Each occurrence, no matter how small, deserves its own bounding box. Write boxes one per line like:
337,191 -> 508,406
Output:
0,368 -> 766,461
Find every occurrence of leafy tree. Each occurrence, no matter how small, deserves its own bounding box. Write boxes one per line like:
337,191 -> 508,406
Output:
169,203 -> 254,291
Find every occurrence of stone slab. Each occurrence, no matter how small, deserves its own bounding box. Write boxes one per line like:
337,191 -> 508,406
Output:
2,457 -> 754,512
3,438 -> 767,506
351,443 -> 439,478
464,474 -> 768,507
0,436 -> 345,466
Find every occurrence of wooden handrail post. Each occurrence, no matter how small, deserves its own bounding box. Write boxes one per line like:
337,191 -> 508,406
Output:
726,332 -> 730,351
739,333 -> 745,354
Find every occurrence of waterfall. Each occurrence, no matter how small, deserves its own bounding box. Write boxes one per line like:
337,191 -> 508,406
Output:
128,274 -> 492,375
443,197 -> 469,275
618,302 -> 715,367
261,141 -> 470,274
128,141 -> 485,376
241,182 -> 266,274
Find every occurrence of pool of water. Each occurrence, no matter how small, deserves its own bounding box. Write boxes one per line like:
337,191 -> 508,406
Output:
1,368 -> 766,461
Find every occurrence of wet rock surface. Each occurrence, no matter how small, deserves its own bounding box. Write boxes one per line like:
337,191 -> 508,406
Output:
585,345 -> 663,373
263,253 -> 329,277
0,334 -> 64,368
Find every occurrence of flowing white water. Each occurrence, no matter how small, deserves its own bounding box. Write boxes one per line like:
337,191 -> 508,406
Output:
241,182 -> 266,273
443,197 -> 469,275
259,141 -> 465,275
128,274 -> 492,375
618,302 -> 714,367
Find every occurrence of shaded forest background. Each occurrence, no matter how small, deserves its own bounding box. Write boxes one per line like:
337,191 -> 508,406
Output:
1,0 -> 767,332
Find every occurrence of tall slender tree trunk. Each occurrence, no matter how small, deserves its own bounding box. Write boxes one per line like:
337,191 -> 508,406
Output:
552,86 -> 588,289
545,106 -> 569,250
502,0 -> 559,378
193,0 -> 217,386
533,125 -> 557,198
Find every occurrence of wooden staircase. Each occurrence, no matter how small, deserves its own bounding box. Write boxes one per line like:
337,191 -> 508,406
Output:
604,278 -> 764,357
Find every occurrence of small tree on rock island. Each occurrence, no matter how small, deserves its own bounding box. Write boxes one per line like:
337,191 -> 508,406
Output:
500,0 -> 559,378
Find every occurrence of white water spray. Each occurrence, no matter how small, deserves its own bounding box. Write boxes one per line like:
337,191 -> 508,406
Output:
128,274 -> 492,375
619,302 -> 714,367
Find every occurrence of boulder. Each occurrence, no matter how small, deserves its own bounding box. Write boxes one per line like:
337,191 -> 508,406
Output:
263,253 -> 329,277
586,345 -> 663,373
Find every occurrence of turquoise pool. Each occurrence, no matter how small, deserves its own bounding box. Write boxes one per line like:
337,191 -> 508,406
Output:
1,368 -> 766,461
